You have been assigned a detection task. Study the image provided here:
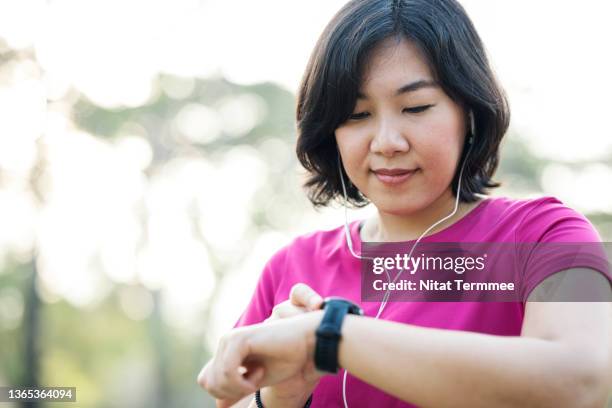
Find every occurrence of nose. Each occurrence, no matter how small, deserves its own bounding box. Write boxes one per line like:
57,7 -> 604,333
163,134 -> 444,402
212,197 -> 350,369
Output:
370,118 -> 410,157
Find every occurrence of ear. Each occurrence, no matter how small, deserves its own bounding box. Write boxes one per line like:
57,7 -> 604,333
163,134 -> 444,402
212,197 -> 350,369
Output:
469,110 -> 476,134
467,110 -> 475,144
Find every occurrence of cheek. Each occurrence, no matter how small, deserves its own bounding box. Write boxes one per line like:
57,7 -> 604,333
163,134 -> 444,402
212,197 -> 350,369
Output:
418,118 -> 464,177
335,129 -> 370,170
427,108 -> 465,148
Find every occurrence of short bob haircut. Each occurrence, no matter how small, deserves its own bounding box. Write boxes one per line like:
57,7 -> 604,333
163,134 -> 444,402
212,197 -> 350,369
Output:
296,0 -> 510,208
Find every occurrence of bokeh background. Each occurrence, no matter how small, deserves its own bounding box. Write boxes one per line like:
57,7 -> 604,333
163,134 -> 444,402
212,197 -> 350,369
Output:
1,0 -> 611,407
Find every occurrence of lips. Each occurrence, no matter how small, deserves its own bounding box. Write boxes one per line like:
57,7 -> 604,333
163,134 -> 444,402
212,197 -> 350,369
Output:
372,168 -> 417,176
372,168 -> 419,185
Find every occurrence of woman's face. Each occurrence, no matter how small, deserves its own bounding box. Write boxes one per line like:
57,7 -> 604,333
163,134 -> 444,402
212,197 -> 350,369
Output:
335,37 -> 469,215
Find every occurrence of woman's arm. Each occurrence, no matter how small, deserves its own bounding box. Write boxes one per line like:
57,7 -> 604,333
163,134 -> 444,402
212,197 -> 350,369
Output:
200,269 -> 611,407
337,304 -> 610,407
336,268 -> 611,407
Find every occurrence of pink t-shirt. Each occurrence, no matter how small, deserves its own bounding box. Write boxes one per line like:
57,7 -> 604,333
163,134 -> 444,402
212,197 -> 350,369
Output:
233,195 -> 612,407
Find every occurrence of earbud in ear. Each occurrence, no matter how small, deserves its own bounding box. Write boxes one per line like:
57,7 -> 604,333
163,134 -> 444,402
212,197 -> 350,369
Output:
468,110 -> 476,144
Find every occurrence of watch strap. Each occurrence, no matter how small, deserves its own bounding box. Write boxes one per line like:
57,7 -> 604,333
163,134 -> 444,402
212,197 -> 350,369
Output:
315,300 -> 355,373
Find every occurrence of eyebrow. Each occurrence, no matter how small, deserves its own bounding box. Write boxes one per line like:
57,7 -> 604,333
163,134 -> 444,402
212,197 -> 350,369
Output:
356,79 -> 438,100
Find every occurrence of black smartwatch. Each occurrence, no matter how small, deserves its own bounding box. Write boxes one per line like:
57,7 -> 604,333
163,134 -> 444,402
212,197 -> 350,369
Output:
314,297 -> 363,373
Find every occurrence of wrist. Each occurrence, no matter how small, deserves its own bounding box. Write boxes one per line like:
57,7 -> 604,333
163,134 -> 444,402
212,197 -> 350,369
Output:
304,310 -> 324,362
258,387 -> 312,408
314,297 -> 363,373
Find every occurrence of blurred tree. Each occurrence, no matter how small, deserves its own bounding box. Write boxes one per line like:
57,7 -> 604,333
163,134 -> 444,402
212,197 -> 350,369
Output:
21,260 -> 40,408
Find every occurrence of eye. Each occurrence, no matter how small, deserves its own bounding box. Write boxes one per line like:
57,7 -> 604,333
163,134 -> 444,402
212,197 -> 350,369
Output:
404,104 -> 433,114
348,105 -> 433,121
348,112 -> 370,120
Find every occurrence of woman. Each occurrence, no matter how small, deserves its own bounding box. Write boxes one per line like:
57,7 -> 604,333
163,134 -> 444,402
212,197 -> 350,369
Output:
198,0 -> 612,406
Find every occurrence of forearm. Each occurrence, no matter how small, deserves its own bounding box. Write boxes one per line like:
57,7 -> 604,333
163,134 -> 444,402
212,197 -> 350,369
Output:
338,315 -> 604,408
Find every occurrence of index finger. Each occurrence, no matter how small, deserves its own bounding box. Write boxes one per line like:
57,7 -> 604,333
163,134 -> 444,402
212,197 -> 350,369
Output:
289,283 -> 323,310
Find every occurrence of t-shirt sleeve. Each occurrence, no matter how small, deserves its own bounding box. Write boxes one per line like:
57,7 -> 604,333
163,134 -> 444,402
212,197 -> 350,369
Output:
232,246 -> 287,328
516,196 -> 612,302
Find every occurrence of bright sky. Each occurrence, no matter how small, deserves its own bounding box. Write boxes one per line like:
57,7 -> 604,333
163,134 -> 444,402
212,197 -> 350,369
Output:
1,0 -> 611,343
14,0 -> 610,161
3,0 -> 611,161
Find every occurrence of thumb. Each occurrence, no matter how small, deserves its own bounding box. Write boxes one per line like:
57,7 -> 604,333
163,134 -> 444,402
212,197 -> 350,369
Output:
245,366 -> 265,388
289,283 -> 323,310
217,367 -> 264,408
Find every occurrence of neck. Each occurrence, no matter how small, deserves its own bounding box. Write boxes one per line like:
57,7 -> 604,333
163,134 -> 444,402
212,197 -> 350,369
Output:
363,190 -> 479,242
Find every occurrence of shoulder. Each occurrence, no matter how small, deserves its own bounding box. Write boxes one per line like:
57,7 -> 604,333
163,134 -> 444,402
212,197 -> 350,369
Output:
483,194 -> 568,215
464,195 -> 601,243
486,195 -> 602,243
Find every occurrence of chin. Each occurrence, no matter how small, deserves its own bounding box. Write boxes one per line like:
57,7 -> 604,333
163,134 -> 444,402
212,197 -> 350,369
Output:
370,196 -> 425,216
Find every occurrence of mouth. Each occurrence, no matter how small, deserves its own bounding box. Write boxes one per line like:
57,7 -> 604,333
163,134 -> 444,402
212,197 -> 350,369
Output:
371,168 -> 419,185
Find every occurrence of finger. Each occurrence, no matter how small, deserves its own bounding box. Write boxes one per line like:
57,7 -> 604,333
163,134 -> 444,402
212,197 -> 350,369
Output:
211,361 -> 252,400
242,357 -> 265,387
197,360 -> 212,389
205,336 -> 251,401
270,301 -> 307,320
219,334 -> 258,398
289,283 -> 323,310
245,365 -> 265,388
206,337 -> 231,398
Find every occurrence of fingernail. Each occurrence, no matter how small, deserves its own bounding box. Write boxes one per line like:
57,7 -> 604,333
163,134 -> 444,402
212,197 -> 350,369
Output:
310,297 -> 322,309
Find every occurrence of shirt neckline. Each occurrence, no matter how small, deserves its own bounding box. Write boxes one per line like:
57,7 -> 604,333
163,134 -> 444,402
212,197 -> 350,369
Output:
350,197 -> 494,254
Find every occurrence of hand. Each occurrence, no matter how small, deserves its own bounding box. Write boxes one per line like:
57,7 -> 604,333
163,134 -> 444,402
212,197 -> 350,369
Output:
259,284 -> 325,405
266,283 -> 324,322
197,310 -> 324,408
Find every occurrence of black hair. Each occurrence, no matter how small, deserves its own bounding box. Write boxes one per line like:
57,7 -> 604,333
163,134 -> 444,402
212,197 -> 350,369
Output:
295,0 -> 510,208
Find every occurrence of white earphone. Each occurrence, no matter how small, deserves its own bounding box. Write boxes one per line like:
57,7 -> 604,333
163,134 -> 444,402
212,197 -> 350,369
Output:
468,109 -> 475,145
335,109 -> 476,408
